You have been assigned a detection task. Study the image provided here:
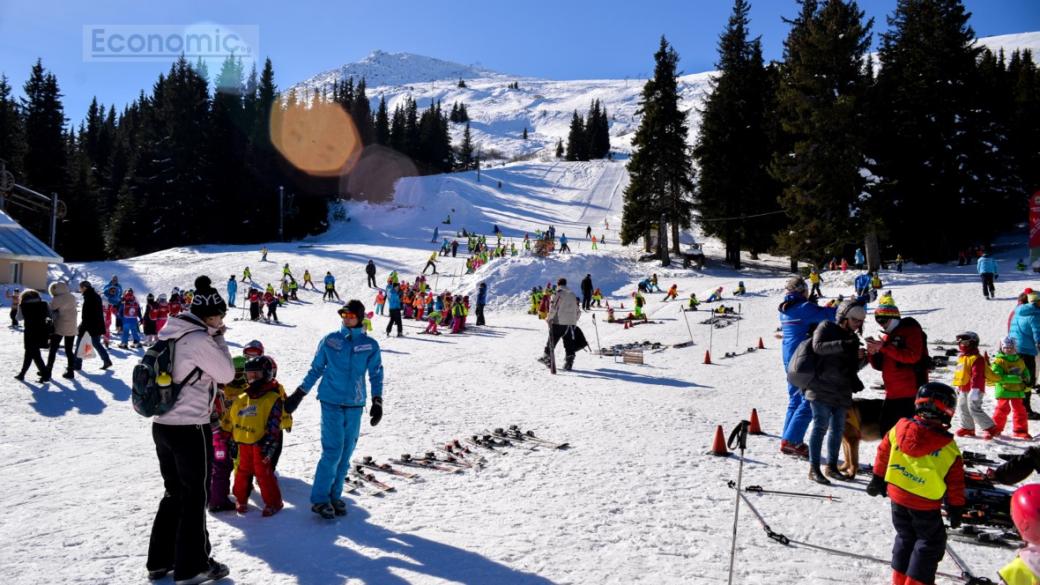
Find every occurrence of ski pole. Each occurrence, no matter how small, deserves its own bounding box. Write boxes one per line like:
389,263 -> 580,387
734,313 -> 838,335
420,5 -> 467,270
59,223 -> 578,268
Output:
729,481 -> 840,501
946,543 -> 997,585
708,313 -> 715,357
727,420 -> 750,585
592,314 -> 602,357
680,306 -> 694,346
734,309 -> 741,350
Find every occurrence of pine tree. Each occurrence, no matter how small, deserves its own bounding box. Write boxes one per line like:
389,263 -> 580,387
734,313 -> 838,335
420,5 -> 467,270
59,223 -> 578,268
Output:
555,138 -> 564,158
19,60 -> 67,243
695,0 -> 781,267
1009,50 -> 1040,198
457,122 -> 474,170
772,0 -> 872,267
621,37 -> 695,264
352,78 -> 374,145
0,74 -> 24,179
375,95 -> 390,145
458,102 -> 469,122
390,102 -> 407,152
522,127 -> 528,140
565,111 -> 586,161
457,78 -> 467,88
870,0 -> 983,261
207,55 -> 247,242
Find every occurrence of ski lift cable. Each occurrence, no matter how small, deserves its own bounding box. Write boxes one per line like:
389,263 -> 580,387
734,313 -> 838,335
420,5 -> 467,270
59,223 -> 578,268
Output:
692,209 -> 788,223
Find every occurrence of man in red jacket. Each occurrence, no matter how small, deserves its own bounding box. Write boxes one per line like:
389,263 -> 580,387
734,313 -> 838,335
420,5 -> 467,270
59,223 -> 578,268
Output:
867,382 -> 965,585
866,302 -> 927,436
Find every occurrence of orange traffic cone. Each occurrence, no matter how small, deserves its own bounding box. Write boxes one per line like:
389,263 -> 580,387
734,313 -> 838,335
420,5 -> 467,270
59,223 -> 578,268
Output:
757,337 -> 765,350
749,409 -> 764,435
704,350 -> 712,364
710,425 -> 729,456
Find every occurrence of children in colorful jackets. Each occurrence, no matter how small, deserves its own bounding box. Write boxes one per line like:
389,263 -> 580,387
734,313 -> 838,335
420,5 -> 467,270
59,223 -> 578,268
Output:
733,281 -> 746,296
374,290 -> 386,315
999,484 -> 1040,585
363,312 -> 373,332
867,383 -> 965,585
688,293 -> 700,311
209,355 -> 249,512
450,296 -> 466,334
592,288 -> 602,307
952,331 -> 999,439
662,284 -> 678,302
424,309 -> 442,335
991,337 -> 1033,439
118,290 -> 142,348
706,287 -> 723,302
230,356 -> 285,517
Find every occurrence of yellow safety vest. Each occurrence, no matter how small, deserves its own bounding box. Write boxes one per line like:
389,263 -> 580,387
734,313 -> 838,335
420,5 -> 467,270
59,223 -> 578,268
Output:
1000,557 -> 1040,585
952,354 -> 979,387
230,390 -> 281,445
884,425 -> 960,501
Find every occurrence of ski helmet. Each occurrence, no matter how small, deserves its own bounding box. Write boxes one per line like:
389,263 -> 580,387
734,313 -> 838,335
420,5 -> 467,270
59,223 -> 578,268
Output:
1012,484 -> 1040,545
243,355 -> 277,383
914,382 -> 957,426
338,299 -> 365,320
232,355 -> 248,385
243,339 -> 265,357
955,331 -> 980,347
785,276 -> 808,296
999,336 -> 1018,354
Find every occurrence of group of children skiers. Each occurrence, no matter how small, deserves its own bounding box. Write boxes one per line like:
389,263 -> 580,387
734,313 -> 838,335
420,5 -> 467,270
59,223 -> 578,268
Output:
374,272 -> 472,335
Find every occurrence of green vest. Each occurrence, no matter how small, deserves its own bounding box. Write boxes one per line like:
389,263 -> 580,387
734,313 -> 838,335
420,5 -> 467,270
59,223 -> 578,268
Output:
1000,557 -> 1040,585
883,425 -> 959,501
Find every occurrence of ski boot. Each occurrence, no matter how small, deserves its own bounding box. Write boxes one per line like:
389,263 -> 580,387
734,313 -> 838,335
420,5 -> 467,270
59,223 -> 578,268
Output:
174,558 -> 229,585
311,502 -> 336,520
262,502 -> 284,517
955,428 -> 976,438
563,354 -> 575,371
331,499 -> 348,516
1014,430 -> 1033,440
779,440 -> 809,458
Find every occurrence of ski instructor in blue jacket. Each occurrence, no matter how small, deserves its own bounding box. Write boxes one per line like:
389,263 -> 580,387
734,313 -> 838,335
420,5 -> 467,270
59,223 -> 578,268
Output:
779,276 -> 836,457
284,299 -> 384,519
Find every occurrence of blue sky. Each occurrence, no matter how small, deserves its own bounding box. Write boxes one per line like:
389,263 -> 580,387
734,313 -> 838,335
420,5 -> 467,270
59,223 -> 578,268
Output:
1,0 -> 1037,124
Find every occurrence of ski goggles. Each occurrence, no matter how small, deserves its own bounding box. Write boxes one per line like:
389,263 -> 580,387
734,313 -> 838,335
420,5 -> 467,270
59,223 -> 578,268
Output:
337,308 -> 358,320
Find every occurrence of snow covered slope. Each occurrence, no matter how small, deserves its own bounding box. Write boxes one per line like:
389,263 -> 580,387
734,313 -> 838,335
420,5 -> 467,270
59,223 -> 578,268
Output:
3,158 -> 1038,584
287,32 -> 1040,162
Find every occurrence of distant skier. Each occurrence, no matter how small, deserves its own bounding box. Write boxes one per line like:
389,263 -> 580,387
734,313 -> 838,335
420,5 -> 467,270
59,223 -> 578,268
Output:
324,272 -> 341,302
854,247 -> 865,269
422,252 -> 438,275
366,260 -> 377,288
476,282 -> 488,326
432,226 -> 439,243
585,226 -> 592,239
227,275 -> 238,308
559,234 -> 570,253
580,274 -> 594,311
978,252 -> 998,300
261,246 -> 268,262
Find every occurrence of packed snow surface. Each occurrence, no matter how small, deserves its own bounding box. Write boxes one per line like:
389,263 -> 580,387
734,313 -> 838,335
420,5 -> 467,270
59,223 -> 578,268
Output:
2,159 -> 1036,584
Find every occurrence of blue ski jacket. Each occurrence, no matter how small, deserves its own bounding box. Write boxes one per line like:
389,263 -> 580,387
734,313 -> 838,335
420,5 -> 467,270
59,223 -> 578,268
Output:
385,285 -> 402,310
1011,303 -> 1040,357
103,281 -> 123,305
477,284 -> 488,306
779,293 -> 837,364
227,278 -> 237,300
324,274 -> 335,286
977,256 -> 998,275
299,325 -> 383,406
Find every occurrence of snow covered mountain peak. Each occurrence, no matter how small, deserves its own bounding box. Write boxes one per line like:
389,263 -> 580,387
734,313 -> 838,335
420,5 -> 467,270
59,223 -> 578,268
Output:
295,50 -> 505,95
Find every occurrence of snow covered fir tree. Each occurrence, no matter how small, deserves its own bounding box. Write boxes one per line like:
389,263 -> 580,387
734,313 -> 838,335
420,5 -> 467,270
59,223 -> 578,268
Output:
1,1 -> 1040,584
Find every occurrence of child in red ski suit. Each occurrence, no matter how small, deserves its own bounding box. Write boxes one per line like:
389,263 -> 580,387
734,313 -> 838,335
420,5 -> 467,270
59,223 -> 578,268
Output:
230,358 -> 285,517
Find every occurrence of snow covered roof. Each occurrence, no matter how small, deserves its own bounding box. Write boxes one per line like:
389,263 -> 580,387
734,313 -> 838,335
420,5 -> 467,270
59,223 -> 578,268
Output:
0,208 -> 62,263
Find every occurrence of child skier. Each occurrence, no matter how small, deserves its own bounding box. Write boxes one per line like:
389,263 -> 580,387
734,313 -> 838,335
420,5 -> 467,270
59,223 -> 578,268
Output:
867,383 -> 965,585
633,291 -> 647,321
592,288 -> 603,308
7,288 -> 20,328
230,355 -> 285,517
303,270 -> 315,290
248,288 -> 262,321
209,355 -> 248,513
118,289 -> 142,349
809,269 -> 823,298
663,284 -> 679,302
374,290 -> 386,315
363,312 -> 374,333
999,484 -> 1040,583
450,296 -> 465,334
991,336 -> 1033,439
263,290 -> 279,323
424,307 -> 442,335
154,294 -> 169,333
706,287 -> 723,303
243,267 -> 252,282
142,293 -> 158,346
686,292 -> 700,311
952,331 -> 999,439
734,281 -> 746,296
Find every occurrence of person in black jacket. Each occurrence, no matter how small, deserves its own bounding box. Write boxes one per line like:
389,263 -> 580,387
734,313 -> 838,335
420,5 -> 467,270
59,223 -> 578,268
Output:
14,289 -> 50,382
365,260 -> 377,288
804,300 -> 868,484
580,274 -> 594,311
74,281 -> 113,371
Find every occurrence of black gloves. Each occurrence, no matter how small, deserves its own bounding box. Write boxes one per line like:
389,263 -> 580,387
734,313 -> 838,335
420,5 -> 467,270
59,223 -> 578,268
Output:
285,388 -> 306,414
370,396 -> 383,427
866,474 -> 887,497
946,506 -> 964,529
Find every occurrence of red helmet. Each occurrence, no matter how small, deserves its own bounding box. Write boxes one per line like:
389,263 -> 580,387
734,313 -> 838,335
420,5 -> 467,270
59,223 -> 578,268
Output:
1012,484 -> 1040,545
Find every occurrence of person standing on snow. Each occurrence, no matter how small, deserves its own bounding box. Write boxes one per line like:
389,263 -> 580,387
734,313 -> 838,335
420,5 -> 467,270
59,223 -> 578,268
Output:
284,300 -> 383,520
365,260 -> 377,288
384,283 -> 404,337
540,278 -> 586,371
323,272 -> 341,302
804,299 -> 867,484
227,275 -> 238,308
73,281 -> 113,371
422,251 -> 438,275
977,252 -> 998,300
13,289 -> 50,382
1010,289 -> 1040,420
580,274 -> 594,311
45,281 -> 78,380
103,276 -> 123,344
779,276 -> 837,458
476,281 -> 486,324
865,302 -> 928,437
146,276 -> 233,584
854,247 -> 865,269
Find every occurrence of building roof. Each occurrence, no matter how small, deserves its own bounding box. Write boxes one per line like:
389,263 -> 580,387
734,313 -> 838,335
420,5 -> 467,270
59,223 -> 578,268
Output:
0,208 -> 63,263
